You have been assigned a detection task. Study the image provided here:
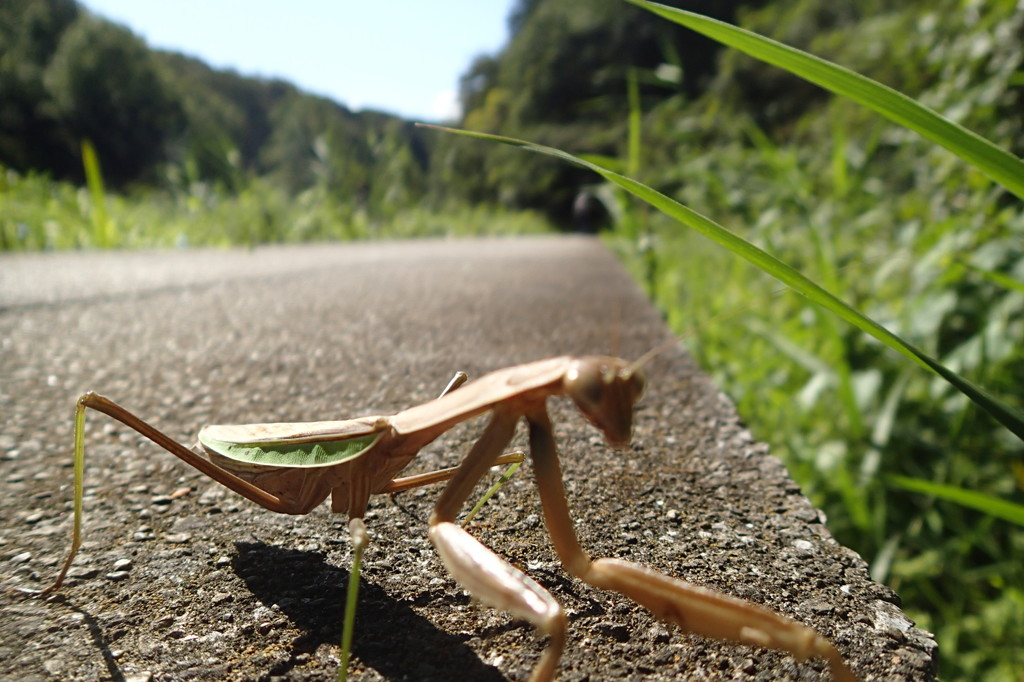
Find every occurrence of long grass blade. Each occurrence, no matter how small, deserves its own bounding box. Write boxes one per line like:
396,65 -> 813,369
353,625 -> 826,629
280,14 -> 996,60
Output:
418,124 -> 1024,443
888,475 -> 1024,526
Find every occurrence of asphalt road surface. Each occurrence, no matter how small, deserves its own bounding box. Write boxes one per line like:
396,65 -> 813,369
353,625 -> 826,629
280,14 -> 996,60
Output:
0,237 -> 936,681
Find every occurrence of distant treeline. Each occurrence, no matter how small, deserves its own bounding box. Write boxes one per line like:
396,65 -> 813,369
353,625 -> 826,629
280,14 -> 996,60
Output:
0,0 -> 436,213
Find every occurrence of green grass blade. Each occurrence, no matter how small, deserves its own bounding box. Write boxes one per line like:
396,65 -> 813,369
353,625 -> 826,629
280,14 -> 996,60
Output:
419,124 -> 1024,443
955,257 -> 1024,295
339,520 -> 367,682
462,460 -> 521,525
623,0 -> 1024,201
626,68 -> 641,177
888,475 -> 1024,526
81,139 -> 115,248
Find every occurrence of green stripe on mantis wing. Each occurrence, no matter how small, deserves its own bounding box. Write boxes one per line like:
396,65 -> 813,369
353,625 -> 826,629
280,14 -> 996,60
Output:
200,431 -> 383,467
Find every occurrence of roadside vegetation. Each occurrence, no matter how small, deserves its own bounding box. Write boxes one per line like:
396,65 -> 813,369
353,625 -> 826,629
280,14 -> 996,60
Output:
2,0 -> 1021,678
598,3 -> 1023,679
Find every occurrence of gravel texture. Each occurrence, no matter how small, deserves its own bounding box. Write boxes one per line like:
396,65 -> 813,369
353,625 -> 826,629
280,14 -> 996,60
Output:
0,237 -> 936,681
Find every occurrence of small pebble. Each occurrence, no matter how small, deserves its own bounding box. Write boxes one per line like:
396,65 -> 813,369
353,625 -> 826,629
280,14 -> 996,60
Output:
792,539 -> 814,553
106,571 -> 130,582
597,621 -> 630,642
69,567 -> 100,580
153,615 -> 175,629
649,625 -> 671,644
164,533 -> 191,544
112,558 -> 133,571
10,551 -> 32,564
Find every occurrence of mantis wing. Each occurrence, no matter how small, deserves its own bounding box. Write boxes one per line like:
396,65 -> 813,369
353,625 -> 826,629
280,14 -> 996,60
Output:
198,417 -> 387,468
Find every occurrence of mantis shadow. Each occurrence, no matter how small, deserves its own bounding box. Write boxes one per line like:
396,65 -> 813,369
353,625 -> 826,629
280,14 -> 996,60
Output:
233,541 -> 508,681
36,597 -> 127,682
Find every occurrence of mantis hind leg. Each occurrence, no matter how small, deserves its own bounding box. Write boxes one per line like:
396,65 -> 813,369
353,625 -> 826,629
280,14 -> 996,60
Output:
336,369 -> 476,681
35,392 -> 295,596
36,392 -> 89,595
524,405 -> 858,682
337,450 -> 525,679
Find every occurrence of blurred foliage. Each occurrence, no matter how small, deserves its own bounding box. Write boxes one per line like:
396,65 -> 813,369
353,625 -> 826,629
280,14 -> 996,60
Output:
0,165 -> 550,250
0,0 -> 81,177
0,0 -> 774,233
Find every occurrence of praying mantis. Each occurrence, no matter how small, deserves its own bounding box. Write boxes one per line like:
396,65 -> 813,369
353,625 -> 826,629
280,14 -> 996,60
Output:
31,354 -> 856,682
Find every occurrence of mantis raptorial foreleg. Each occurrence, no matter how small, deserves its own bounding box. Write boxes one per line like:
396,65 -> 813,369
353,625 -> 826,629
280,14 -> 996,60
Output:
428,407 -> 567,682
426,400 -> 856,682
523,405 -> 857,682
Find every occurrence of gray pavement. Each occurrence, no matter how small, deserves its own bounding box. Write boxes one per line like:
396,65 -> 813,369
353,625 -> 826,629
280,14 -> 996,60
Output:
0,237 -> 935,681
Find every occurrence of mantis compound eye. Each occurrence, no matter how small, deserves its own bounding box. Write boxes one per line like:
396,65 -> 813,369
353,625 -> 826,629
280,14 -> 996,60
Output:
625,367 -> 646,403
564,357 -> 640,447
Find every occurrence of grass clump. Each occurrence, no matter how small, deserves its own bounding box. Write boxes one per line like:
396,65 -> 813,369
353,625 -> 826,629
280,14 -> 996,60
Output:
0,168 -> 551,251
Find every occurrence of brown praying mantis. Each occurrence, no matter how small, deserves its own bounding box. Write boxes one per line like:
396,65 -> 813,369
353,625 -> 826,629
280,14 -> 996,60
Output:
31,354 -> 856,682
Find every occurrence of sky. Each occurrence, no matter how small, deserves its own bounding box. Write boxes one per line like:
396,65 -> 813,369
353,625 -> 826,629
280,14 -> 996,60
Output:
80,1 -> 516,122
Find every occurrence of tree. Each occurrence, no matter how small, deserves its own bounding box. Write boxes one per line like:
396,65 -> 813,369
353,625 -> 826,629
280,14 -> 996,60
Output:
43,15 -> 184,185
452,0 -> 766,223
0,0 -> 80,174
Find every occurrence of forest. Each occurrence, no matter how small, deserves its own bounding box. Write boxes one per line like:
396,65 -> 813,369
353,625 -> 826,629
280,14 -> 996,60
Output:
2,0 -> 1023,679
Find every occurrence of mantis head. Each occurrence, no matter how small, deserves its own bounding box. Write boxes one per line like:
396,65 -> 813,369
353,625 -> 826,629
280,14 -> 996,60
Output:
564,356 -> 646,447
